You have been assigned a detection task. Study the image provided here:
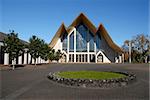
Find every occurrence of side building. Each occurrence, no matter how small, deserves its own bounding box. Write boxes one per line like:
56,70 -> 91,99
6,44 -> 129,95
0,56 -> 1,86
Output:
0,32 -> 48,65
49,13 -> 124,63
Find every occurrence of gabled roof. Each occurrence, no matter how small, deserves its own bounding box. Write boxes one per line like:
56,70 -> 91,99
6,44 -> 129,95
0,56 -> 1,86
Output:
0,32 -> 28,44
49,23 -> 67,47
70,13 -> 97,34
97,24 -> 123,52
49,13 -> 123,53
0,32 -> 7,42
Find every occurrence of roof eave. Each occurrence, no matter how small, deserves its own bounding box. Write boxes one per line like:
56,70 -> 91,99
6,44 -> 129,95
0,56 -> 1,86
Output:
49,23 -> 67,48
97,24 -> 123,53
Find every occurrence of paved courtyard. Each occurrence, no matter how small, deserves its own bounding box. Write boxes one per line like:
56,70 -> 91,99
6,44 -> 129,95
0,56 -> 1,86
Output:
0,63 -> 149,100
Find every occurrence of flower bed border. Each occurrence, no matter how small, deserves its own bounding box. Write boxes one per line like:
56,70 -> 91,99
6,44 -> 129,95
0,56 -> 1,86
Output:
47,71 -> 136,88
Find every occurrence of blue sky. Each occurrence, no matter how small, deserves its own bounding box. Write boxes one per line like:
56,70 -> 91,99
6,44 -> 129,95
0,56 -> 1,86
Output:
1,0 -> 149,46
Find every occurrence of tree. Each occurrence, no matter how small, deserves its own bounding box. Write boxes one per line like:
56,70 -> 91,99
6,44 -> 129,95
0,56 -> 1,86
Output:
48,48 -> 55,62
3,31 -> 24,69
28,35 -> 42,66
48,49 -> 62,62
132,34 -> 149,53
55,50 -> 62,62
122,34 -> 150,63
39,40 -> 50,61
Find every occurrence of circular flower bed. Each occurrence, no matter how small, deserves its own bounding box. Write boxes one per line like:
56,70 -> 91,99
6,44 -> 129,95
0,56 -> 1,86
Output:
47,71 -> 136,88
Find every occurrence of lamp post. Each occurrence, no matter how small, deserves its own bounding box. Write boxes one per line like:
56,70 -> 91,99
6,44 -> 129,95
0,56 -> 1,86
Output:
128,41 -> 134,63
129,41 -> 131,63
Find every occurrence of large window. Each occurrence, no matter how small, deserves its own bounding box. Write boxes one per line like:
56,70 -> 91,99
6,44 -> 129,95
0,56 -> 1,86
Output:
62,32 -> 67,51
96,33 -> 101,51
89,31 -> 94,52
76,24 -> 87,52
69,32 -> 74,52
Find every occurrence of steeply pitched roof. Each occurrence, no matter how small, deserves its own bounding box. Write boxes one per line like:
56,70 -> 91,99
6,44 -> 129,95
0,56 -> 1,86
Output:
0,32 -> 28,44
49,23 -> 67,47
49,13 -> 123,53
97,24 -> 123,52
70,13 -> 97,34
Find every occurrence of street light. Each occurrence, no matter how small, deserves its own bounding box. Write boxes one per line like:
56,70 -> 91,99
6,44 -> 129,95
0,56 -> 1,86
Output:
129,41 -> 131,63
128,41 -> 134,63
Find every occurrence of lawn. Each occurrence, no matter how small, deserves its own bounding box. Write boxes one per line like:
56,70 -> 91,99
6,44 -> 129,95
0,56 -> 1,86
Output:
56,71 -> 126,80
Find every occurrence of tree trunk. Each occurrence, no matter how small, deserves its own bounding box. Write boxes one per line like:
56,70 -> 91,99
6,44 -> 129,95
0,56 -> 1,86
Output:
12,59 -> 15,70
145,56 -> 147,63
49,60 -> 51,64
34,59 -> 36,66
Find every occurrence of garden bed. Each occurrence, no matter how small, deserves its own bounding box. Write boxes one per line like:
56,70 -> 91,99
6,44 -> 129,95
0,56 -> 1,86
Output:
47,71 -> 136,88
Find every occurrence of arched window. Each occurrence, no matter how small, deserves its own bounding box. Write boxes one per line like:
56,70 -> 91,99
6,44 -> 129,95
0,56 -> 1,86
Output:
69,32 -> 74,52
76,24 -> 88,52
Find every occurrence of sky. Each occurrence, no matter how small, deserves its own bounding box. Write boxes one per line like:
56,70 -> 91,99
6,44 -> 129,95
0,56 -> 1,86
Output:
1,0 -> 149,46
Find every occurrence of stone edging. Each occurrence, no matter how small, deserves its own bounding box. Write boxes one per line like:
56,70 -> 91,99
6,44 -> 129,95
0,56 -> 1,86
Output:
47,71 -> 136,88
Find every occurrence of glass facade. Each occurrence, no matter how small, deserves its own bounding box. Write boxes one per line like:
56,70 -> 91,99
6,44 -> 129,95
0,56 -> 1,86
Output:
89,31 -> 94,52
76,24 -> 87,52
96,33 -> 101,51
62,32 -> 67,51
61,23 -> 100,53
69,32 -> 74,52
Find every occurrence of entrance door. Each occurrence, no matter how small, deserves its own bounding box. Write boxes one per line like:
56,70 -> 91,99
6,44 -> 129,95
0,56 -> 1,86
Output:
97,54 -> 103,63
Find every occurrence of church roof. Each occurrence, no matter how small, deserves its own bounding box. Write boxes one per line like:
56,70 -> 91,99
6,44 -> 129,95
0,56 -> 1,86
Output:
49,13 -> 123,53
49,23 -> 66,48
97,24 -> 123,52
70,13 -> 97,34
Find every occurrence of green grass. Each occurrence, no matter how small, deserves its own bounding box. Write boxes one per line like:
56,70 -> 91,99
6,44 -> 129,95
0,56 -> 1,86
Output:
56,71 -> 126,80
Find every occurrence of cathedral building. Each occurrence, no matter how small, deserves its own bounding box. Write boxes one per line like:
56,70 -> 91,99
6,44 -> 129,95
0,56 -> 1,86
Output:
49,13 -> 124,63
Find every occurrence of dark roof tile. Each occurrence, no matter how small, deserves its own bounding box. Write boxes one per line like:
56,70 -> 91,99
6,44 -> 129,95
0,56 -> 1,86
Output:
0,32 -> 28,44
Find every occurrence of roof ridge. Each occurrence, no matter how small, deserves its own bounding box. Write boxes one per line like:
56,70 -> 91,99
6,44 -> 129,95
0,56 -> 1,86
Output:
97,23 -> 103,29
96,24 -> 123,52
69,13 -> 97,34
49,23 -> 67,47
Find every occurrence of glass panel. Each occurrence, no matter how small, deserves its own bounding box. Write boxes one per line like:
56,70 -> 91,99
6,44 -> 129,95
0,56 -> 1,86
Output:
69,32 -> 74,52
76,24 -> 87,52
62,32 -> 67,51
96,33 -> 101,51
89,31 -> 94,52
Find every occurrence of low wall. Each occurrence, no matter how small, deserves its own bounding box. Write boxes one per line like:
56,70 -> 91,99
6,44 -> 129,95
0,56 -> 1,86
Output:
47,71 -> 136,88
